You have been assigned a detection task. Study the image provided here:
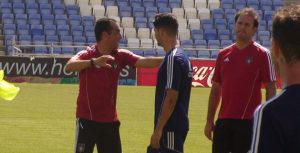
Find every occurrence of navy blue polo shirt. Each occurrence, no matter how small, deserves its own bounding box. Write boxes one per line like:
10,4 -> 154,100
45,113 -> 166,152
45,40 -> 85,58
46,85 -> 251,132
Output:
154,47 -> 193,132
251,84 -> 300,153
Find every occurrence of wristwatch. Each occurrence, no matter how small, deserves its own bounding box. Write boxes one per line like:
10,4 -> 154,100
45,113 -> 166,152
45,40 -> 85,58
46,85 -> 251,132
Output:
90,58 -> 95,67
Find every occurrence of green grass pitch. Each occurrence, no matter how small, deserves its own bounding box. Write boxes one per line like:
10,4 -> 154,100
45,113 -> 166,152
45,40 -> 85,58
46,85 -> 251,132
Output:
0,83 -> 213,153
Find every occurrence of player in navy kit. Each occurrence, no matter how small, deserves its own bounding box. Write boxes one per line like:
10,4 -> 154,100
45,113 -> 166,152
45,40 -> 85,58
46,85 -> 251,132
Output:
251,5 -> 300,153
148,13 -> 193,153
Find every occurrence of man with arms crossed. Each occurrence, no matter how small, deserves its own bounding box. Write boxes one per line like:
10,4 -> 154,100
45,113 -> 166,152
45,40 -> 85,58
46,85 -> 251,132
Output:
148,13 -> 193,153
251,5 -> 300,153
204,8 -> 277,153
66,18 -> 162,153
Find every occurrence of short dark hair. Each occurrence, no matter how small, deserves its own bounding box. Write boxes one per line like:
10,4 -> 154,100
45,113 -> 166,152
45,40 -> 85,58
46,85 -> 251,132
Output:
273,5 -> 300,64
235,7 -> 259,27
94,18 -> 117,42
153,13 -> 178,36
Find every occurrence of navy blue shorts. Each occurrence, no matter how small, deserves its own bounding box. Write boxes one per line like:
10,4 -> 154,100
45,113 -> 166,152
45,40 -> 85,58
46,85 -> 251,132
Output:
147,130 -> 188,153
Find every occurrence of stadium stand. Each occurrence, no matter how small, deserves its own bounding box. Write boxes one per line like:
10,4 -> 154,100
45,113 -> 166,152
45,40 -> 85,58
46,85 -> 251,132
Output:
0,0 -> 285,57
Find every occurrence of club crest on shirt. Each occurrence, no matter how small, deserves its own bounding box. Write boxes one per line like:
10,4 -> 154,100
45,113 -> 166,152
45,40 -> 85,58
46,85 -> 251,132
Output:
246,56 -> 253,64
112,61 -> 119,69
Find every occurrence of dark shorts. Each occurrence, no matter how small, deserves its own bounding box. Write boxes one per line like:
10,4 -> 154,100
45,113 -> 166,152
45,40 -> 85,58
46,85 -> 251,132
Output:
147,130 -> 188,153
74,118 -> 121,153
213,119 -> 253,153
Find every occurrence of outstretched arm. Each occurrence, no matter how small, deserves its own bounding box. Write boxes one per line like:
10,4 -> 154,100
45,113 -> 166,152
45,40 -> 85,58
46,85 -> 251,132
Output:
135,56 -> 163,68
65,55 -> 115,72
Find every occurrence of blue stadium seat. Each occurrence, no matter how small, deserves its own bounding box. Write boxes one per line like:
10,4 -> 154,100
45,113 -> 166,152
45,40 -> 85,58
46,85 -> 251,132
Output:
130,0 -> 142,7
117,0 -> 129,7
13,2 -> 25,14
194,39 -> 207,48
159,7 -> 171,13
208,40 -> 220,50
33,35 -> 46,45
1,2 -> 12,14
156,0 -> 168,7
234,0 -> 246,10
38,0 -> 49,4
29,14 -> 41,25
42,14 -> 54,25
211,9 -> 224,19
186,50 -> 198,58
69,15 -> 82,26
66,4 -> 80,15
143,49 -> 156,56
2,13 -> 14,24
262,40 -> 271,49
264,10 -> 274,21
214,19 -> 227,30
143,0 -> 155,7
53,3 -> 65,15
257,30 -> 270,42
71,25 -> 84,36
74,36 -> 86,45
247,0 -> 260,10
104,0 -> 116,6
19,35 -> 32,46
24,0 -> 36,3
197,51 -> 210,58
119,6 -> 132,17
17,24 -> 30,35
201,19 -> 214,30
211,51 -> 219,59
133,6 -> 145,17
135,17 -> 148,28
4,35 -> 16,46
218,29 -> 230,40
273,0 -> 284,10
3,24 -> 16,35
132,50 -> 144,56
224,9 -> 236,20
34,47 -> 48,54
26,3 -> 38,14
84,26 -> 95,37
119,38 -> 127,47
46,35 -> 59,45
204,29 -> 217,41
191,29 -> 204,40
61,35 -> 73,45
55,14 -> 68,25
169,0 -> 181,8
181,40 -> 194,48
44,25 -> 57,36
221,40 -> 233,48
57,25 -> 70,36
221,0 -> 233,9
12,0 -> 24,3
87,36 -> 96,45
82,16 -> 95,26
31,24 -> 43,35
156,50 -> 166,57
62,47 -> 75,54
15,14 -> 27,24
260,0 -> 273,11
39,3 -> 52,15
51,47 -> 62,54
145,7 -> 157,18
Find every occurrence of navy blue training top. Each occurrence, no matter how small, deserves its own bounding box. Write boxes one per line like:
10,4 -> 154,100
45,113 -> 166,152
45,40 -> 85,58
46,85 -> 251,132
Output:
154,47 -> 193,132
251,84 -> 300,153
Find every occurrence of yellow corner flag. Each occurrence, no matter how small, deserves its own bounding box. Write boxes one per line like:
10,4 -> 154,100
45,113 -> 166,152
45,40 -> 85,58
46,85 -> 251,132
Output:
0,70 -> 20,101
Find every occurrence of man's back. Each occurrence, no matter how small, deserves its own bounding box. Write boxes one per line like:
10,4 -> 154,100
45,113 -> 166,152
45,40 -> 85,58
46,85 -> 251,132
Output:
251,84 -> 300,153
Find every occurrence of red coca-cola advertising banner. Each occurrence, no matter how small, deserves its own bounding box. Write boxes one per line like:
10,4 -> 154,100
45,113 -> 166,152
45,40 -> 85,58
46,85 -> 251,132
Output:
137,59 -> 216,87
137,59 -> 282,88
